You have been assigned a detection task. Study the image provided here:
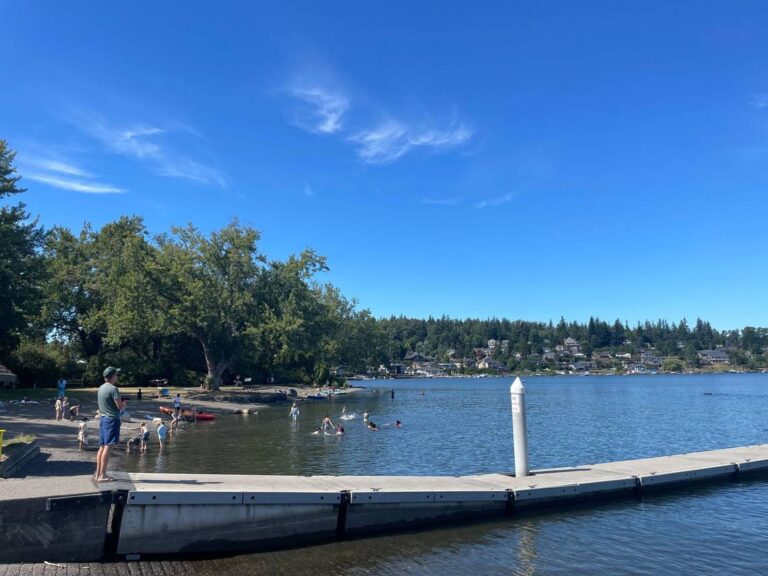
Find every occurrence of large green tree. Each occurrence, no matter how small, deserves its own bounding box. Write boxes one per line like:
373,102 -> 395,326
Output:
0,140 -> 46,357
154,221 -> 268,390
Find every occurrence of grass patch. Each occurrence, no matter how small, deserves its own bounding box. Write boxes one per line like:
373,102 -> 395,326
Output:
0,388 -> 94,402
0,388 -> 60,402
2,433 -> 36,447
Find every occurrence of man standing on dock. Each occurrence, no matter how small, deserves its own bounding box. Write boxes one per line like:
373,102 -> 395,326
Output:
95,367 -> 126,483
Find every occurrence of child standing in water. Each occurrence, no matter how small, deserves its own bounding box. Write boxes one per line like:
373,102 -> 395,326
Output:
320,414 -> 335,431
289,402 -> 300,421
363,409 -> 369,422
139,422 -> 150,452
157,420 -> 168,452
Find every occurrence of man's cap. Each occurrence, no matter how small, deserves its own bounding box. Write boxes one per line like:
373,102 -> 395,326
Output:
103,366 -> 121,378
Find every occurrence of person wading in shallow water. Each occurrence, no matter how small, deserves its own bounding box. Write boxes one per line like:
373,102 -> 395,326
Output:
95,367 -> 126,483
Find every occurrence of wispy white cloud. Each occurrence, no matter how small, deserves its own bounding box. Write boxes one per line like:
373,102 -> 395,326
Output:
24,157 -> 92,178
419,196 -> 463,206
155,158 -> 229,188
26,173 -> 125,194
19,152 -> 125,194
287,84 -> 349,134
351,120 -> 473,165
71,111 -> 227,188
303,181 -> 314,197
474,192 -> 515,209
751,94 -> 768,109
281,73 -> 473,164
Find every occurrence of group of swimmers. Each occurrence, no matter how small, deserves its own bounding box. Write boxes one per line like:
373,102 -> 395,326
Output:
289,402 -> 402,435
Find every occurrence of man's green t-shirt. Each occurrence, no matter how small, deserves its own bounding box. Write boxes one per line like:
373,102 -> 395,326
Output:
97,382 -> 121,419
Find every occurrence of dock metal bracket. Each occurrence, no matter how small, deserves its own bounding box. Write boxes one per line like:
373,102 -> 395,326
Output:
336,490 -> 351,538
103,489 -> 129,559
504,489 -> 515,516
46,491 -> 111,512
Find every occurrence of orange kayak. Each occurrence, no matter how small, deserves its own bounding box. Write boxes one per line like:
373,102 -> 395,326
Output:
159,405 -> 215,421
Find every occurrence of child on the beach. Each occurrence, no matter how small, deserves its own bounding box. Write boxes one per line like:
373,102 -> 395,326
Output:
55,397 -> 63,421
77,417 -> 89,451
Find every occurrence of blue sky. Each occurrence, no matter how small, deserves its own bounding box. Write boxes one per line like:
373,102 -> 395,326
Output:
3,0 -> 768,329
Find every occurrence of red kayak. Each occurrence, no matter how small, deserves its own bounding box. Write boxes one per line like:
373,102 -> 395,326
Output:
159,405 -> 216,421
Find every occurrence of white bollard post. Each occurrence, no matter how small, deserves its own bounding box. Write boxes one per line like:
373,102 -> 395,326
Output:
510,376 -> 530,477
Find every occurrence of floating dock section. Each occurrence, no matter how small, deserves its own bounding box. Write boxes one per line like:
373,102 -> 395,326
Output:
114,444 -> 768,556
3,444 -> 768,562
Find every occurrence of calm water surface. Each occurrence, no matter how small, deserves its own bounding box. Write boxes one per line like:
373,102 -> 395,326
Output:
121,374 -> 768,574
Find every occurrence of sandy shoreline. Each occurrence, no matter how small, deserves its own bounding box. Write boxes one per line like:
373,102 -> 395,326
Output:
0,384 -> 361,479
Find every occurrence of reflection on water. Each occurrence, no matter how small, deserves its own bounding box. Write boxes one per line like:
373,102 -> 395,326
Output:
118,374 -> 768,574
166,478 -> 768,576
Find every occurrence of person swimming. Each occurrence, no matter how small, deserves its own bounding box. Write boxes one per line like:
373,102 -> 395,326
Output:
341,406 -> 347,419
335,424 -> 345,435
396,420 -> 402,428
367,421 -> 378,431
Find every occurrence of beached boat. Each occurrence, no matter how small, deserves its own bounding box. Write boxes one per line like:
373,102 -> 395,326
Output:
159,405 -> 216,421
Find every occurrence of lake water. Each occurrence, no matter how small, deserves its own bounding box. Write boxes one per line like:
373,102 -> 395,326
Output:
120,374 -> 768,574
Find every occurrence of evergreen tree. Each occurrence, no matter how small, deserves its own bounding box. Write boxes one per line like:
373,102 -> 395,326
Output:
0,140 -> 46,356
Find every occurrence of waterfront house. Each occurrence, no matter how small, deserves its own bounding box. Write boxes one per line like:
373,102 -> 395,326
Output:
570,361 -> 596,372
477,358 -> 506,371
640,350 -> 662,366
627,363 -> 649,374
564,337 -> 580,354
404,352 -> 430,362
698,349 -> 730,365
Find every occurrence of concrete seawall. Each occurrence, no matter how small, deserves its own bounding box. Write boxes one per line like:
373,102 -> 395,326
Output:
3,444 -> 768,562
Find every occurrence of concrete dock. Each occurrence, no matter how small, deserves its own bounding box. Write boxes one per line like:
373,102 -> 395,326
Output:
3,443 -> 768,562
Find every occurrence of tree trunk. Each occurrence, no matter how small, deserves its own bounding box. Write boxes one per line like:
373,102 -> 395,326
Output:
200,339 -> 229,390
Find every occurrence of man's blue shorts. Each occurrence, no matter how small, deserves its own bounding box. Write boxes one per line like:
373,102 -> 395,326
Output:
99,416 -> 121,446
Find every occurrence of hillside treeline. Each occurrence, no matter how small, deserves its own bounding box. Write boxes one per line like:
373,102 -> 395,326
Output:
3,140 -> 767,388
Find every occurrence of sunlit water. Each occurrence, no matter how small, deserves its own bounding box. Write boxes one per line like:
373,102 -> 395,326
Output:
119,374 -> 768,574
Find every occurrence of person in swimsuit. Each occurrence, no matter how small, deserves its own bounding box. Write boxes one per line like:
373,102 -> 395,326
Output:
289,403 -> 300,421
320,414 -> 335,431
